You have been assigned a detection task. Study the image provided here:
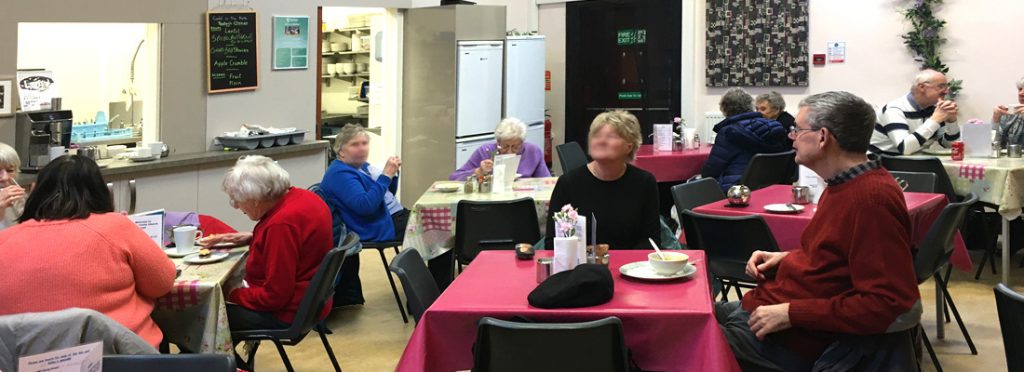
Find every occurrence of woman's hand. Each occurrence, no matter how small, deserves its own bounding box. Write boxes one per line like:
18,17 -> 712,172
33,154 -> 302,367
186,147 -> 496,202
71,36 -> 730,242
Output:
383,156 -> 402,178
476,159 -> 494,176
199,232 -> 253,247
745,250 -> 789,281
0,185 -> 26,209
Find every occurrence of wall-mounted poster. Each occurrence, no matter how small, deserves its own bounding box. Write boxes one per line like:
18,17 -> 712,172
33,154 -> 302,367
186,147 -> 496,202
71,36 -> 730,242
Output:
15,71 -> 58,111
706,0 -> 809,87
0,78 -> 13,117
273,15 -> 310,70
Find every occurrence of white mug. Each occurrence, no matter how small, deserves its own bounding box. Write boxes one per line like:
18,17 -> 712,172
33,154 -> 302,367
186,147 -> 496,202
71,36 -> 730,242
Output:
48,146 -> 66,161
135,147 -> 152,158
149,142 -> 164,158
173,226 -> 203,253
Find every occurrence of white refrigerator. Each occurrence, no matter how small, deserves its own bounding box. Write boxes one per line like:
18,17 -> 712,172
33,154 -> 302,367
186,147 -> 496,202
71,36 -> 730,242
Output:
454,41 -> 505,168
504,36 -> 546,153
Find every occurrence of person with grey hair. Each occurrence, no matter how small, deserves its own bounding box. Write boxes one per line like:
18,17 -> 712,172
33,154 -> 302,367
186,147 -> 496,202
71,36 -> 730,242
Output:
755,92 -> 796,140
0,142 -> 26,229
700,87 -> 788,192
449,117 -> 550,181
201,155 -> 335,334
718,91 -> 920,370
870,69 -> 960,155
992,76 -> 1024,147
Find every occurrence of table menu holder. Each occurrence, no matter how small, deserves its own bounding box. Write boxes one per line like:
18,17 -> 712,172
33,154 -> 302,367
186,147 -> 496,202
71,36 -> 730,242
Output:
654,124 -> 673,152
962,122 -> 992,158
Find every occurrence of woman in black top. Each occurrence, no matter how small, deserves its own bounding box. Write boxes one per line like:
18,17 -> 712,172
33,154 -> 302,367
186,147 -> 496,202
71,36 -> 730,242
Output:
546,110 -> 661,250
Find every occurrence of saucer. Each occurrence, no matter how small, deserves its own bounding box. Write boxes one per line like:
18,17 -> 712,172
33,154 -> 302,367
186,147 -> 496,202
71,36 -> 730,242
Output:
619,261 -> 696,281
764,203 -> 805,214
183,251 -> 230,264
165,246 -> 199,258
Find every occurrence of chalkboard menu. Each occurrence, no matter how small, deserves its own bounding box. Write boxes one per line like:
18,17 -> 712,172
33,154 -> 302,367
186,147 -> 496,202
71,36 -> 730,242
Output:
206,11 -> 259,93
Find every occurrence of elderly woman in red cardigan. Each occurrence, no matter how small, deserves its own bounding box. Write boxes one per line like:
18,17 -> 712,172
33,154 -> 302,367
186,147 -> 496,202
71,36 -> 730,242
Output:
201,155 -> 334,332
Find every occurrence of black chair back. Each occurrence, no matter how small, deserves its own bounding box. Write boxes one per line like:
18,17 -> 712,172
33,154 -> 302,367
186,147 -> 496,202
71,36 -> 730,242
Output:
913,193 -> 976,283
389,248 -> 441,323
103,355 -> 235,372
555,141 -> 588,173
671,178 -> 726,249
738,150 -> 797,190
995,283 -> 1024,372
454,198 -> 540,265
472,317 -> 630,372
881,155 -> 958,202
889,171 -> 936,193
282,232 -> 358,342
682,210 -> 779,282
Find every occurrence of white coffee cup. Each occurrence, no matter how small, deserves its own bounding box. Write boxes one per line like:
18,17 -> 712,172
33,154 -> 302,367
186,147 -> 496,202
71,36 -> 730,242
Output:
327,64 -> 336,75
149,142 -> 164,158
135,147 -> 152,158
48,146 -> 66,161
173,225 -> 203,253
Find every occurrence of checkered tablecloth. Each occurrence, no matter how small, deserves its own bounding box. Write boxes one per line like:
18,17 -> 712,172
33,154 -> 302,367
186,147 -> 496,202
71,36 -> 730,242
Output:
403,178 -> 556,260
941,157 -> 1024,219
151,247 -> 248,355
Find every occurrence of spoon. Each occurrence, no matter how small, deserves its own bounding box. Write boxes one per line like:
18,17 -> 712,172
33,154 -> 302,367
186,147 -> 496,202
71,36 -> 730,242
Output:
648,238 -> 665,260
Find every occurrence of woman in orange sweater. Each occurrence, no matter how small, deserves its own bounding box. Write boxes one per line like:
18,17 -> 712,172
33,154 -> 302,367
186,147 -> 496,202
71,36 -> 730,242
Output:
0,155 -> 176,347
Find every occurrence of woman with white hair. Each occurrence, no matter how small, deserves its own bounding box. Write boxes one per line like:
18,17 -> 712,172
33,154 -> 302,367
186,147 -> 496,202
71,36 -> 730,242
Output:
755,91 -> 796,136
449,118 -> 550,181
992,77 -> 1024,147
701,88 -> 788,192
0,143 -> 26,229
201,155 -> 334,332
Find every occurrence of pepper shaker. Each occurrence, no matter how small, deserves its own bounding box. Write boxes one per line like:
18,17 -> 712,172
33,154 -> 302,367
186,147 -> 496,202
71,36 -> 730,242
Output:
464,176 -> 476,193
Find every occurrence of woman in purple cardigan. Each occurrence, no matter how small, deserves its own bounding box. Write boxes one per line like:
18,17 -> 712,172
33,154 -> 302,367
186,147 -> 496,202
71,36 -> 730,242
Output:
449,118 -> 551,181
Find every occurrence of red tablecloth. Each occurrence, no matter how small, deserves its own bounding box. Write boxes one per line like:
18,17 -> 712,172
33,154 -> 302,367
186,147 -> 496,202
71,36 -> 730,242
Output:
634,144 -> 713,183
396,250 -> 741,372
688,184 -> 973,271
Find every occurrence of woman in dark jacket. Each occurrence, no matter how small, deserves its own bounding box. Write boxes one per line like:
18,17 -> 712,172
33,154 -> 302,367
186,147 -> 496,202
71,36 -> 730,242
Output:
701,88 -> 789,192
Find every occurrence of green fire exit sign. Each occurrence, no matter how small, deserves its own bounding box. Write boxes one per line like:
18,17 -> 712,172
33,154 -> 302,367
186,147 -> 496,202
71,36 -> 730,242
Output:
618,91 -> 642,100
617,29 -> 647,45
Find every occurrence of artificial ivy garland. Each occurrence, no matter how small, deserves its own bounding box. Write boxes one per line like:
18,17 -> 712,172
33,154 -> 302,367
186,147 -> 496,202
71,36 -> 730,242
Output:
901,0 -> 962,97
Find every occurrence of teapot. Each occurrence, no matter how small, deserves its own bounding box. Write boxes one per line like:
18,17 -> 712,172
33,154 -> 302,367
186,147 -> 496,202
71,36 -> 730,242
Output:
726,185 -> 752,206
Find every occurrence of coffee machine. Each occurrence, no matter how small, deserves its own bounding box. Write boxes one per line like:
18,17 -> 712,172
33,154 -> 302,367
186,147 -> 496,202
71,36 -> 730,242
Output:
15,110 -> 73,173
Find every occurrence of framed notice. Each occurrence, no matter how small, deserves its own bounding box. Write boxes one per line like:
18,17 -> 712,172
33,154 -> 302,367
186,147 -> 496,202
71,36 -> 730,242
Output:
206,11 -> 259,93
273,15 -> 309,70
0,78 -> 13,117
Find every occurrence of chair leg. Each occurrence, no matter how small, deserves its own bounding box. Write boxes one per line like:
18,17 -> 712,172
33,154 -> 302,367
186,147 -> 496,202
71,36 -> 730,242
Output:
732,284 -> 743,300
240,340 -> 261,372
393,246 -> 401,255
317,324 -> 343,372
934,273 -> 979,355
920,327 -> 943,372
719,281 -> 730,302
974,248 -> 989,280
941,266 -> 951,323
270,339 -> 295,372
379,249 -> 409,323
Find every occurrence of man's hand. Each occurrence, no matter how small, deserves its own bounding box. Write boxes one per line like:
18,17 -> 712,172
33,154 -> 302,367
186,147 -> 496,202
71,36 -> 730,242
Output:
748,303 -> 792,340
931,100 -> 957,123
745,250 -> 789,281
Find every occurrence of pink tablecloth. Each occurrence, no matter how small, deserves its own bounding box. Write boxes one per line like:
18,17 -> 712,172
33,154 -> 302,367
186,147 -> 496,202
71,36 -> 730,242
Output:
634,144 -> 713,183
396,250 -> 741,372
689,185 -> 973,272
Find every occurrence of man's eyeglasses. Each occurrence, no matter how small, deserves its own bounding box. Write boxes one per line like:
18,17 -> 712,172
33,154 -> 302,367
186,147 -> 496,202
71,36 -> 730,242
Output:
789,126 -> 817,138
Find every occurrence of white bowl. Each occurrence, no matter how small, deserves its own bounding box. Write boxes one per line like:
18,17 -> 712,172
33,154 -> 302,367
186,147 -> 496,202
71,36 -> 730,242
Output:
648,252 -> 689,275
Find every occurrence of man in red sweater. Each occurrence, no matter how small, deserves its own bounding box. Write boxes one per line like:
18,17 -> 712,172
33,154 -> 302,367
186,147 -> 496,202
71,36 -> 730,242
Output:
716,91 -> 921,371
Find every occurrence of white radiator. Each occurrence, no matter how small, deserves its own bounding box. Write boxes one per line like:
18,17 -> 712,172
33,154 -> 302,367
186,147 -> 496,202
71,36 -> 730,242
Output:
702,111 -> 725,144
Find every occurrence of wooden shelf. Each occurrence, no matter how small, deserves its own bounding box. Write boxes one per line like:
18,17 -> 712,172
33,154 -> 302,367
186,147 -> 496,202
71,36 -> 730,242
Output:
333,27 -> 371,35
322,50 -> 370,57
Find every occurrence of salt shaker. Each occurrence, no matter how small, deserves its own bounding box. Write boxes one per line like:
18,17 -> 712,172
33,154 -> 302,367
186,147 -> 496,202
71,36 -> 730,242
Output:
464,176 -> 476,193
693,133 -> 701,149
993,140 -> 1003,158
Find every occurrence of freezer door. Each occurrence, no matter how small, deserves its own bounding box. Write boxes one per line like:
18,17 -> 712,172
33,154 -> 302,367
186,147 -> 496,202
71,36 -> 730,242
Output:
504,37 -> 546,124
455,135 -> 494,171
457,42 -> 505,138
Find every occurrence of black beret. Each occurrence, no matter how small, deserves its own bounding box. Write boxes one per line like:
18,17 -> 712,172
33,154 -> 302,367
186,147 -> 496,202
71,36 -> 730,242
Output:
528,264 -> 614,309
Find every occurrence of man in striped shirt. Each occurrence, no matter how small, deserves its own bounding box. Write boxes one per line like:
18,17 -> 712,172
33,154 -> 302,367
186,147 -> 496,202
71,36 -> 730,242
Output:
870,69 -> 960,155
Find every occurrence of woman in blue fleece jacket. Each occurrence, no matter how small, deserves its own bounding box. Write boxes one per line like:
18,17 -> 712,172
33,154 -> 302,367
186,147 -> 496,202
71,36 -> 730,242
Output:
701,88 -> 789,192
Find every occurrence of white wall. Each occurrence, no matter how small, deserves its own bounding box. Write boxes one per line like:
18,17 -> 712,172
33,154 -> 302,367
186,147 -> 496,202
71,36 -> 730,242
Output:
688,0 -> 1022,127
17,23 -> 159,133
